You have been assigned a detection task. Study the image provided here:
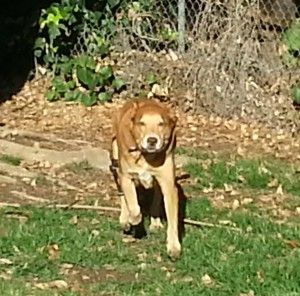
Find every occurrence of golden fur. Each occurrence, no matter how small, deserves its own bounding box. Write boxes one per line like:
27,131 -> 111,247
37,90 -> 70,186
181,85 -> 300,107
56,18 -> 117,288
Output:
111,99 -> 181,259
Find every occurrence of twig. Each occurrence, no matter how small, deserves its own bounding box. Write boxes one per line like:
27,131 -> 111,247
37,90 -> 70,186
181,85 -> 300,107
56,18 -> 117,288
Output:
0,128 -> 90,146
184,218 -> 242,232
10,191 -> 51,203
0,201 -> 242,232
0,202 -> 121,212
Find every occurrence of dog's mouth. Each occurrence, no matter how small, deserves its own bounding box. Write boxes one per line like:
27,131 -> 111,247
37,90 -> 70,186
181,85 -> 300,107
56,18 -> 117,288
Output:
141,146 -> 162,154
140,135 -> 165,154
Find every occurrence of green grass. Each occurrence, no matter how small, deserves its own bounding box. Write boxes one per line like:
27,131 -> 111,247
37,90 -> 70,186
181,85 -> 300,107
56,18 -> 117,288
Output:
0,200 -> 300,296
181,148 -> 300,196
65,160 -> 93,174
0,154 -> 22,166
1,148 -> 299,295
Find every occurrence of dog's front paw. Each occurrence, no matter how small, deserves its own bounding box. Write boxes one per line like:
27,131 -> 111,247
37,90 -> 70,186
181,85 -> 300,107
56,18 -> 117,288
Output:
167,240 -> 181,260
122,224 -> 133,235
149,217 -> 164,232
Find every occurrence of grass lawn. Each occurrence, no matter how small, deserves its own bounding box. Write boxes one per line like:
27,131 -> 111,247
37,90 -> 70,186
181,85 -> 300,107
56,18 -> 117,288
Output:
1,150 -> 299,295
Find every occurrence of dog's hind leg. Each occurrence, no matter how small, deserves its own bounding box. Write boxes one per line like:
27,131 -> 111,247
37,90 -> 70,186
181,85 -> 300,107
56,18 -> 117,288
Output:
149,180 -> 164,232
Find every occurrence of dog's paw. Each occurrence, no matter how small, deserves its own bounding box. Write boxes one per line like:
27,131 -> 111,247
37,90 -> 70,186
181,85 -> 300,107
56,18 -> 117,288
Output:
149,217 -> 164,232
122,224 -> 133,236
132,223 -> 147,239
167,241 -> 181,260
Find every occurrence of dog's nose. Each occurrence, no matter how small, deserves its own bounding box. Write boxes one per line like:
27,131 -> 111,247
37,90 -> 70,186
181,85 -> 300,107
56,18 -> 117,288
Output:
147,137 -> 158,146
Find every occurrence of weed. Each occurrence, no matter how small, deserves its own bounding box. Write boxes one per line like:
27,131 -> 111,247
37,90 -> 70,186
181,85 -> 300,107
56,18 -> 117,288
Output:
65,160 -> 93,174
0,154 -> 22,166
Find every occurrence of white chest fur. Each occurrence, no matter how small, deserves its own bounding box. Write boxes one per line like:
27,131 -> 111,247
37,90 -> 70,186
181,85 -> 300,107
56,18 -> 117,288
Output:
128,169 -> 154,189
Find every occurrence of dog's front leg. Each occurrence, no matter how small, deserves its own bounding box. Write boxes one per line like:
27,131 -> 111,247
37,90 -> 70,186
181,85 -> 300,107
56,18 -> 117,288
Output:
156,175 -> 181,259
119,195 -> 130,233
119,174 -> 142,227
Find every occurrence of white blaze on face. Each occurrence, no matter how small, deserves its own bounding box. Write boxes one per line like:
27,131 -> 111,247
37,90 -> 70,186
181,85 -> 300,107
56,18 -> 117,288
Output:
139,113 -> 164,152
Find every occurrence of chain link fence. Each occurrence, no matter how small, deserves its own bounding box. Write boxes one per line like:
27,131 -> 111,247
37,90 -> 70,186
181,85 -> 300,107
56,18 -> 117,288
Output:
76,0 -> 300,128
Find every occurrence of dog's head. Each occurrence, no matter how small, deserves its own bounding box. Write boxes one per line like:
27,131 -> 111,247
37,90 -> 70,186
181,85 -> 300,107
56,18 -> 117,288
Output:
130,101 -> 177,154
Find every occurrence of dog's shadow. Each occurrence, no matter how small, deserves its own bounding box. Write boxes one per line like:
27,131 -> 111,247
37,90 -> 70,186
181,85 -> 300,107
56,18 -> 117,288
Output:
130,180 -> 187,242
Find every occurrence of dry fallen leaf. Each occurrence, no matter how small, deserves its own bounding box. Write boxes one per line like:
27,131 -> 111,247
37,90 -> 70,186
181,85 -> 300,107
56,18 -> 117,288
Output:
201,274 -> 213,286
267,179 -> 278,188
137,252 -> 147,261
0,258 -> 13,265
69,215 -> 78,225
240,290 -> 255,296
276,184 -> 283,195
224,183 -> 233,193
285,240 -> 300,249
35,280 -> 68,290
232,199 -> 240,210
181,276 -> 193,283
241,198 -> 254,205
47,244 -> 60,260
49,280 -> 68,289
122,237 -> 136,243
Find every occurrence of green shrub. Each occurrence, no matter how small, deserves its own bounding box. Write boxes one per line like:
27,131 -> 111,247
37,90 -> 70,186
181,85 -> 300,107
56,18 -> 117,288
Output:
291,86 -> 300,105
47,54 -> 125,106
33,0 -> 179,105
282,20 -> 300,68
34,0 -> 125,105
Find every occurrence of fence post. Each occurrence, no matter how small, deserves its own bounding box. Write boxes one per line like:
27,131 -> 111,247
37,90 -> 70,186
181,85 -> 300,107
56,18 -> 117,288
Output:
178,0 -> 186,54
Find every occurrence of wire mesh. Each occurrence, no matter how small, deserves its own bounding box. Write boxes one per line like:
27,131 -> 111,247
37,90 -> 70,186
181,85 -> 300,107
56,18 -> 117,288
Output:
75,0 -> 300,127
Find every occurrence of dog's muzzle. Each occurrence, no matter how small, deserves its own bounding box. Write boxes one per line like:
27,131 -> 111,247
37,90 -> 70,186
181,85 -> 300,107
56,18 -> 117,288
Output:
141,134 -> 163,153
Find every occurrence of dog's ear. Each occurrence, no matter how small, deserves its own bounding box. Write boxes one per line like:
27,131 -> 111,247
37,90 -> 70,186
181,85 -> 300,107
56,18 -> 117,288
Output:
122,101 -> 139,151
168,109 -> 177,128
128,101 -> 138,123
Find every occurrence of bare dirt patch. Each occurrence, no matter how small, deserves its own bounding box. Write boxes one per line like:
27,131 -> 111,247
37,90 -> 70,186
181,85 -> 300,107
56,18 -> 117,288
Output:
0,77 -> 299,220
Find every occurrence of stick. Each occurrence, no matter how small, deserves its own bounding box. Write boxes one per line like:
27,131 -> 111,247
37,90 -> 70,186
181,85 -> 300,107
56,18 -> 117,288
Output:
184,218 -> 242,232
0,202 -> 121,212
10,191 -> 51,203
0,128 -> 90,146
0,202 -> 241,231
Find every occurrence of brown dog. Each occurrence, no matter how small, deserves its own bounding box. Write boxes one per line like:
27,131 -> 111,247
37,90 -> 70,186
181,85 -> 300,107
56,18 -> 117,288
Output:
111,99 -> 181,259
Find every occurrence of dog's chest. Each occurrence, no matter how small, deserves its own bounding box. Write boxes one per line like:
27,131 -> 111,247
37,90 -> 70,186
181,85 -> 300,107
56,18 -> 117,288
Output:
128,161 -> 154,189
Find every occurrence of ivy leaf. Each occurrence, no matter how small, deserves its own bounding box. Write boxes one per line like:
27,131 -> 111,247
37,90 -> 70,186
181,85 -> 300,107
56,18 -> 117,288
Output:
76,55 -> 96,69
66,80 -> 76,90
34,49 -> 42,58
77,67 -> 97,90
98,92 -> 112,102
52,77 -> 68,93
146,72 -> 157,85
58,60 -> 73,75
64,90 -> 81,101
80,93 -> 97,106
98,65 -> 113,82
292,87 -> 300,104
34,37 -> 46,49
112,78 -> 126,91
47,89 -> 59,102
108,0 -> 120,9
48,24 -> 61,40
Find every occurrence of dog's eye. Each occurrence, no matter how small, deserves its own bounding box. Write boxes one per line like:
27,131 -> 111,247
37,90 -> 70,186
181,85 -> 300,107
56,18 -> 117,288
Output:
158,122 -> 165,127
138,121 -> 145,126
